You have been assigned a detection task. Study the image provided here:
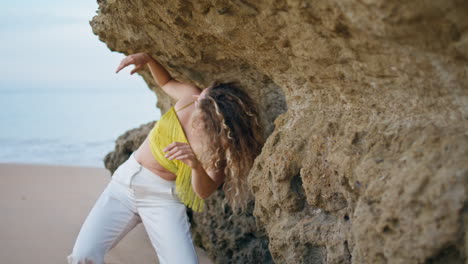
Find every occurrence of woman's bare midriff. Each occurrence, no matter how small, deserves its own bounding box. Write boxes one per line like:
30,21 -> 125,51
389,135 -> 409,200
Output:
133,135 -> 177,181
132,99 -> 196,182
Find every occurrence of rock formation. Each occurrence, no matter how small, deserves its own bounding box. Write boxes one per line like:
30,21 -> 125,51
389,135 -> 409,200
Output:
93,0 -> 468,263
103,123 -> 274,263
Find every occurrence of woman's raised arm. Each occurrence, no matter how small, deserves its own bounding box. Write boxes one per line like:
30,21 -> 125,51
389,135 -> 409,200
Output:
116,52 -> 201,101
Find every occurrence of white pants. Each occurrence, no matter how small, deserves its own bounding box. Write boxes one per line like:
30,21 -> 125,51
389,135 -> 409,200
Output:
67,152 -> 198,264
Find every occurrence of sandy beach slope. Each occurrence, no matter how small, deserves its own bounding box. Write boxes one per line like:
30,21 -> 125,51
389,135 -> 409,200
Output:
0,162 -> 212,264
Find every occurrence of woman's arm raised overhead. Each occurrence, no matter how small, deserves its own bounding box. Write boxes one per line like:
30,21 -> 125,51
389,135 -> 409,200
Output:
115,52 -> 201,101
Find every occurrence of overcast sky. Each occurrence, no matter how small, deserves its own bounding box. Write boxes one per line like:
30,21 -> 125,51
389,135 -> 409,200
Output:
0,0 -> 147,91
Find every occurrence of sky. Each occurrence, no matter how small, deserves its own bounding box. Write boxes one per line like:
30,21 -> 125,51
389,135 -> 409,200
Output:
0,1 -> 160,167
0,0 -> 147,91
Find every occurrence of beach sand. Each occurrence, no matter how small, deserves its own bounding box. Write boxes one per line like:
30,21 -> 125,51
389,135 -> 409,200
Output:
0,162 -> 212,264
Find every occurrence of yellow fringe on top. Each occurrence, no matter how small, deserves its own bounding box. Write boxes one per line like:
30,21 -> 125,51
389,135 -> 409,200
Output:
148,104 -> 205,212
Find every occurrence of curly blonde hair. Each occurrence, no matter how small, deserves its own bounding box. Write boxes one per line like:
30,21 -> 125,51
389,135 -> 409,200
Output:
190,80 -> 265,212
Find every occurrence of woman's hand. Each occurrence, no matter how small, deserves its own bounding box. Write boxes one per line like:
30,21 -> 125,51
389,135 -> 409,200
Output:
163,142 -> 202,169
115,52 -> 153,75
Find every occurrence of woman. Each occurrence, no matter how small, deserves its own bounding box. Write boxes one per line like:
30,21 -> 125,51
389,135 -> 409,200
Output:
67,52 -> 264,264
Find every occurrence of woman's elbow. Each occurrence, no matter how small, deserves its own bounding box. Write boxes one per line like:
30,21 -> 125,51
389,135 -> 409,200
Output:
195,190 -> 209,199
194,188 -> 215,199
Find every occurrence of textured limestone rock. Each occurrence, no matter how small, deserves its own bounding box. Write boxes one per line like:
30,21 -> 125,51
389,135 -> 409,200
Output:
92,0 -> 468,263
189,191 -> 273,263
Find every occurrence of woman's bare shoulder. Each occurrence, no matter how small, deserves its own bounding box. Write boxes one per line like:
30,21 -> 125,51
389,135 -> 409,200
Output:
174,93 -> 198,111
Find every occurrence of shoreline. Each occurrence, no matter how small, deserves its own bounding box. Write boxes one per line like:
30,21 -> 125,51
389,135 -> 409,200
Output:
0,161 -> 106,170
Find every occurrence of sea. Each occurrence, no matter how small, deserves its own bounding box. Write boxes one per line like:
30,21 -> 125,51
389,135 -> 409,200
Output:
0,87 -> 160,168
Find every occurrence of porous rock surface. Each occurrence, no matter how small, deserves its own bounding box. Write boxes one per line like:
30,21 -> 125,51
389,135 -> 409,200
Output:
92,0 -> 468,263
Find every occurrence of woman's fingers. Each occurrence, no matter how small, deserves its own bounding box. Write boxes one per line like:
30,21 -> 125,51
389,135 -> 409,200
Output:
115,64 -> 123,73
115,55 -> 139,74
115,59 -> 129,73
166,149 -> 184,160
163,142 -> 200,168
171,152 -> 194,160
163,142 -> 177,153
165,147 -> 190,160
164,142 -> 188,154
173,153 -> 201,169
164,142 -> 193,160
130,64 -> 144,75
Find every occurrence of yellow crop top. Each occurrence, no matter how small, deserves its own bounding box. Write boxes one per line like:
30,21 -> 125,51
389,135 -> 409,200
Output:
148,101 -> 205,212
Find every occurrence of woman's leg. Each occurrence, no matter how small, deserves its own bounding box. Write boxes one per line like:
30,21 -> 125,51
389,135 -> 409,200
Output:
67,181 -> 141,264
132,168 -> 199,264
139,200 -> 198,264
